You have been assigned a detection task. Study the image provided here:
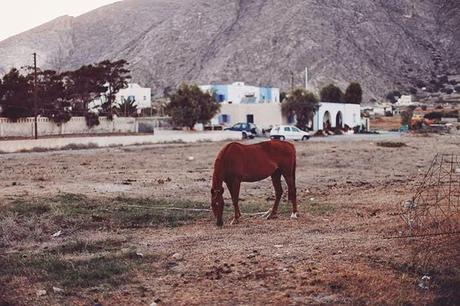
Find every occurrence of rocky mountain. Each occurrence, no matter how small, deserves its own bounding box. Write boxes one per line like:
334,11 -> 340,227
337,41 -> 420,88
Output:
0,0 -> 459,100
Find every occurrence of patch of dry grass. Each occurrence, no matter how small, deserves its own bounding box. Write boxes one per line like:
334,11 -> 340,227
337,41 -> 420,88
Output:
377,141 -> 407,148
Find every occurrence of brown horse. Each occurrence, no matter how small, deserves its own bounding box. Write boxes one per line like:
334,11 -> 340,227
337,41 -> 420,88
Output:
210,140 -> 298,226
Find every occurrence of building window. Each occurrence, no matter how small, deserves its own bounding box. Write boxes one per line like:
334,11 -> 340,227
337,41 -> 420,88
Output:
144,96 -> 147,101
217,94 -> 225,102
219,114 -> 230,124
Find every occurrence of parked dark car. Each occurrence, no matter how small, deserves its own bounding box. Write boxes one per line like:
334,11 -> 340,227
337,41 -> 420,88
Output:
224,122 -> 258,139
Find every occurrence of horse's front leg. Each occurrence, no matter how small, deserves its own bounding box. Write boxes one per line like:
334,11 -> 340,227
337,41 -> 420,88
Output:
226,179 -> 242,224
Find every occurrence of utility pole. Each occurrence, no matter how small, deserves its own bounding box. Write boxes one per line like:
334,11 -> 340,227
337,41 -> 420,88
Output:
305,67 -> 309,90
290,71 -> 294,92
33,53 -> 38,140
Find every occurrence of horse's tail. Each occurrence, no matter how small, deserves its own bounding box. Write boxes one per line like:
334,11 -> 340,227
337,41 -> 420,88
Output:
292,150 -> 297,183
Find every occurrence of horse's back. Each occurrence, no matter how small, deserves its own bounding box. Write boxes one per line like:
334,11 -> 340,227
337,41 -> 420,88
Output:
218,140 -> 295,167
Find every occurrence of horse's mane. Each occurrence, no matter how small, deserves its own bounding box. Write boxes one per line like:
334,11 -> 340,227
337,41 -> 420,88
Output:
215,142 -> 238,162
212,142 -> 238,189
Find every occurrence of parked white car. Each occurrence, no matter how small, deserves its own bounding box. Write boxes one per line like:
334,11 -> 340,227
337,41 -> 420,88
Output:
270,125 -> 310,141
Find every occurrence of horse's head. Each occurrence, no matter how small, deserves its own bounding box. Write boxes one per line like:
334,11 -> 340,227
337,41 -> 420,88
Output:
210,187 -> 225,226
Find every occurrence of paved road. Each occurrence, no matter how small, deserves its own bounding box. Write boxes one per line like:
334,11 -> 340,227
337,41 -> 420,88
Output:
308,132 -> 403,142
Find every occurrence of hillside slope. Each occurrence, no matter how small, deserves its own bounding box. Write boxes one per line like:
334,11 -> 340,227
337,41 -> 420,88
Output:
0,0 -> 459,99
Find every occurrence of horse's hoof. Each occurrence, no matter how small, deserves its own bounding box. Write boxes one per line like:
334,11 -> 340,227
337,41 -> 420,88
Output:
266,212 -> 278,220
230,218 -> 239,225
290,212 -> 298,219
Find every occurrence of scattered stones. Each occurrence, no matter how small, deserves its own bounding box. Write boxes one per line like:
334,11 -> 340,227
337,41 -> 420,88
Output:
122,179 -> 137,185
172,253 -> 183,261
36,289 -> 47,296
418,275 -> 431,290
51,230 -> 62,238
187,156 -> 195,161
52,286 -> 64,294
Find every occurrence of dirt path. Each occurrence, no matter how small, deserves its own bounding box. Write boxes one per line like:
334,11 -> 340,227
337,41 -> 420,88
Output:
1,134 -> 459,305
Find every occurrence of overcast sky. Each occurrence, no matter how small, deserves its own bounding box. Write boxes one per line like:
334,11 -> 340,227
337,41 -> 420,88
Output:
0,0 -> 121,41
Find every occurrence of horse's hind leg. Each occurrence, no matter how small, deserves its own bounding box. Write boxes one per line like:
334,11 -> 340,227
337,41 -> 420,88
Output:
283,173 -> 298,219
265,171 -> 283,219
226,179 -> 242,224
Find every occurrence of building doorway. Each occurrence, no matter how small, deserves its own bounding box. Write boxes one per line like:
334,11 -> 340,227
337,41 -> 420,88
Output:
323,111 -> 331,130
246,114 -> 254,124
336,111 -> 343,129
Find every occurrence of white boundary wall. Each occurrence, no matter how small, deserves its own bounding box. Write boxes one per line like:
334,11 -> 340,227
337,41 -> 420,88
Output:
0,131 -> 242,153
0,117 -> 138,138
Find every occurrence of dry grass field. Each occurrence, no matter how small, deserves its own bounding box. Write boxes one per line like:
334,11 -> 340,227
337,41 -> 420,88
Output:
0,134 -> 459,305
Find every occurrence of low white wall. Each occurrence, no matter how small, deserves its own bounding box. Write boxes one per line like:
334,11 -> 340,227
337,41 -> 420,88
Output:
0,131 -> 242,153
0,116 -> 138,138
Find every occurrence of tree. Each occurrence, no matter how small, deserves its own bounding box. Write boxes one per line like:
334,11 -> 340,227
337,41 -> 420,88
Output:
97,60 -> 131,116
31,68 -> 72,124
0,68 -> 33,120
116,98 -> 138,117
401,110 -> 413,126
281,88 -> 319,131
343,82 -> 362,104
63,64 -> 107,115
280,91 -> 287,103
386,90 -> 401,104
165,83 -> 220,129
320,84 -> 343,102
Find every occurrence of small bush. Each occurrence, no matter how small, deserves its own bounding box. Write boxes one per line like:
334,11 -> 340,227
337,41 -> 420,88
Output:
84,112 -> 100,128
376,142 -> 407,148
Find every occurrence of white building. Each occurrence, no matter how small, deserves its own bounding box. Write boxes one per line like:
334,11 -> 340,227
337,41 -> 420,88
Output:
116,83 -> 152,109
395,95 -> 415,107
208,100 -> 361,131
200,82 -> 281,129
200,80 -> 361,131
90,83 -> 152,113
362,102 -> 393,116
211,103 -> 286,130
200,82 -> 280,104
312,102 -> 362,130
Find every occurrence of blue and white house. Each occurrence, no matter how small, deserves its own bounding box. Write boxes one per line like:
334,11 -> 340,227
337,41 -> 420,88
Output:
199,82 -> 281,128
199,82 -> 280,105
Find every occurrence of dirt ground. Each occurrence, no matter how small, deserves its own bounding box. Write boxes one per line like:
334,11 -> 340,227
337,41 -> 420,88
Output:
1,133 -> 459,305
370,116 -> 402,131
